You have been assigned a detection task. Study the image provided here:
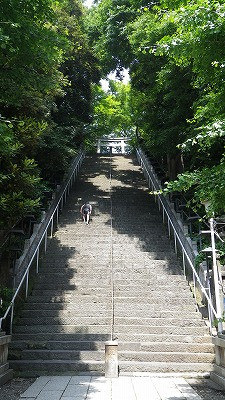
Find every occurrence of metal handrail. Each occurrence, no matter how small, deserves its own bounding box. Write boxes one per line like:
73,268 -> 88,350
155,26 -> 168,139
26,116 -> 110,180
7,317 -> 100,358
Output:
136,148 -> 218,329
0,151 -> 85,333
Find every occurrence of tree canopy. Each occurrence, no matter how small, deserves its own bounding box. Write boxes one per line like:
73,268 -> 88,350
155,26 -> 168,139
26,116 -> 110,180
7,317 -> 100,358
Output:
1,0 -> 225,229
87,80 -> 134,142
0,0 -> 100,229
86,0 -> 225,216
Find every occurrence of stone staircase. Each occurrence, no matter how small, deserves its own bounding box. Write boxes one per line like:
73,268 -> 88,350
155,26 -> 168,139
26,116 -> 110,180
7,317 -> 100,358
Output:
8,155 -> 214,376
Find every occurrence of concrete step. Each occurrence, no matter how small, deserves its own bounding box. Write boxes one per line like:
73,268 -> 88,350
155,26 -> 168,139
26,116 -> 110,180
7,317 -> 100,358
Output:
49,244 -> 173,253
13,324 -> 209,336
22,302 -> 197,313
21,309 -> 111,318
31,289 -> 112,296
9,359 -> 213,375
113,296 -> 196,304
210,367 -> 225,389
13,325 -> 111,334
54,236 -> 172,245
30,286 -> 192,296
118,351 -> 215,363
10,349 -> 215,363
35,275 -> 188,286
16,316 -> 112,326
25,295 -> 195,305
55,230 -> 170,239
118,361 -> 213,373
0,364 -> 13,386
9,340 -> 106,352
36,270 -> 185,279
40,256 -> 178,265
114,325 -> 209,335
13,349 -> 105,362
114,285 -> 191,293
11,332 -> 212,344
20,309 -> 200,320
34,282 -> 112,290
26,295 -> 111,303
114,317 -> 204,327
115,310 -> 200,319
140,342 -> 214,353
9,359 -> 105,375
42,252 -> 178,261
38,266 -> 181,275
16,316 -> 204,328
32,284 -> 190,295
23,302 -> 111,311
9,340 -> 214,353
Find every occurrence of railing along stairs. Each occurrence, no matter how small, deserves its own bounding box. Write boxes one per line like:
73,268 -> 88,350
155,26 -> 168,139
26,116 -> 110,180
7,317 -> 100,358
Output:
136,147 -> 222,334
0,151 -> 85,334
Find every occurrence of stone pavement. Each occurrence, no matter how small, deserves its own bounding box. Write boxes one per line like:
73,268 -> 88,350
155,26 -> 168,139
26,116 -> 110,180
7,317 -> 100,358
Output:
20,375 -> 204,400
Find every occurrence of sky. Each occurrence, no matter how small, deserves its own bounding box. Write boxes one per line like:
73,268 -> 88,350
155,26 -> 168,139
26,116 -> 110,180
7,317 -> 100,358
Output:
100,70 -> 130,91
83,0 -> 95,8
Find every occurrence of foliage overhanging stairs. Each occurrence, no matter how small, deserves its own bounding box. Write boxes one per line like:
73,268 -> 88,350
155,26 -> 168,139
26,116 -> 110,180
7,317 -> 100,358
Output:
8,154 -> 214,376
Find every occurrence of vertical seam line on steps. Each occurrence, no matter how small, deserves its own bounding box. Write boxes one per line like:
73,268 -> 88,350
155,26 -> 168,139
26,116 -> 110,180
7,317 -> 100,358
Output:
109,153 -> 115,341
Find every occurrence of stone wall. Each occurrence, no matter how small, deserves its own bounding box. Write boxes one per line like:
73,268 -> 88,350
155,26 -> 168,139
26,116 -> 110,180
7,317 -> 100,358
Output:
0,332 -> 13,385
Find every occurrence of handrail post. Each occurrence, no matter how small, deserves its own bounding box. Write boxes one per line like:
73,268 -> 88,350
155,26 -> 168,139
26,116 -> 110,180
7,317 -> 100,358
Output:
157,197 -> 160,211
36,248 -> 40,274
193,271 -> 196,300
210,218 -> 223,333
25,271 -> 29,298
207,286 -> 213,334
174,234 -> 177,255
10,302 -> 14,335
44,230 -> 48,253
182,251 -> 186,277
168,218 -> 171,238
56,206 -> 59,225
50,216 -> 54,238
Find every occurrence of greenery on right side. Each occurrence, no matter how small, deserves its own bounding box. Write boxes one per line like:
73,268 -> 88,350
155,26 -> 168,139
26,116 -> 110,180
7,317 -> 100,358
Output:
86,0 -> 225,217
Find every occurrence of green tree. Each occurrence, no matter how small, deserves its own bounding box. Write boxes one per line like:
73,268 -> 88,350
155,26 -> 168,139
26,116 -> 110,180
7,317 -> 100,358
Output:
0,0 -> 101,229
0,0 -> 65,117
86,0 -> 225,215
0,121 -> 41,227
87,81 -> 135,146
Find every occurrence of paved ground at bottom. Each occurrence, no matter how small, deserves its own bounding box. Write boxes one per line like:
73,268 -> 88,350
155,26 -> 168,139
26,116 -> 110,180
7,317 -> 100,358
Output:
16,375 -> 222,400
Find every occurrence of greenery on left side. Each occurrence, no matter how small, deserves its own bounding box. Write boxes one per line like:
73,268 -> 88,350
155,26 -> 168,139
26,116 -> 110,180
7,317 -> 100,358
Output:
0,286 -> 13,317
0,0 -> 100,231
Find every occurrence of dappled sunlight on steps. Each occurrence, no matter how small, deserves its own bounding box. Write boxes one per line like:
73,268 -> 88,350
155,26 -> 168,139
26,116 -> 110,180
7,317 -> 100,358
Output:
8,155 -> 214,376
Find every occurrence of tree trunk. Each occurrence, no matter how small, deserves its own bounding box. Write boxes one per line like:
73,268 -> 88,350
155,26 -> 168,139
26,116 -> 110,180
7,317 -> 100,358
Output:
167,152 -> 184,181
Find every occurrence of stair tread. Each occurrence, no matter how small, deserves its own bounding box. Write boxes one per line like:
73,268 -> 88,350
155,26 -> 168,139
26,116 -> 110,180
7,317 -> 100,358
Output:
10,155 -> 212,376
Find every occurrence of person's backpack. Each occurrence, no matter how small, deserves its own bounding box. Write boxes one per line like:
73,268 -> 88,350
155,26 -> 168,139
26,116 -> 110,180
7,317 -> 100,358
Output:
83,204 -> 90,213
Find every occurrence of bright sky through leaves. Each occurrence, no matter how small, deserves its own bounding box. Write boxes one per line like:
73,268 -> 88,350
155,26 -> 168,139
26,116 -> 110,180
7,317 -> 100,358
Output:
101,69 -> 130,91
83,0 -> 94,8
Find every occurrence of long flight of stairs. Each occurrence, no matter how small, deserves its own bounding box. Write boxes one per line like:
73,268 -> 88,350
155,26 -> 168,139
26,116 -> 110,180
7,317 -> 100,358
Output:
8,155 -> 214,376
